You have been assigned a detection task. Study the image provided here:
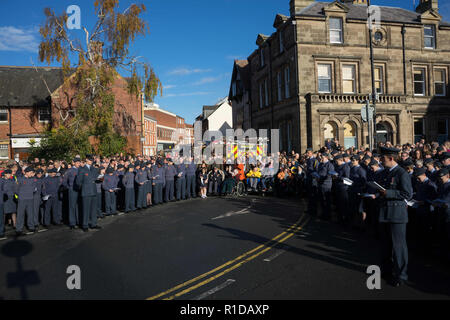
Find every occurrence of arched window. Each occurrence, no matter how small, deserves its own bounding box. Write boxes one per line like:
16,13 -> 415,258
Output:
324,121 -> 338,143
344,121 -> 358,149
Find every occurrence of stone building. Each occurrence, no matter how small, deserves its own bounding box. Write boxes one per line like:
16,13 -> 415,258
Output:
229,0 -> 450,153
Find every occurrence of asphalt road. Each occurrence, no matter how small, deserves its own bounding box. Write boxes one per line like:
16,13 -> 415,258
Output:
0,195 -> 449,300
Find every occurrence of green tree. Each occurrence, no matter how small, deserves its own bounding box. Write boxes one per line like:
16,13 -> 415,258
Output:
34,0 -> 162,159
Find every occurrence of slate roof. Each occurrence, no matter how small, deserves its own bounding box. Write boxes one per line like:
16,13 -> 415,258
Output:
298,2 -> 450,26
0,66 -> 67,107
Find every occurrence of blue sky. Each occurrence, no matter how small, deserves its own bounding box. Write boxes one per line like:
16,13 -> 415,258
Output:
1,0 -> 450,124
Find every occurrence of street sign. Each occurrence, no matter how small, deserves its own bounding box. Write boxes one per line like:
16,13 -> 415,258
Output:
361,104 -> 375,122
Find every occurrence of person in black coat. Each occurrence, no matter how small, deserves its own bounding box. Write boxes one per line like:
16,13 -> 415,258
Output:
333,154 -> 350,224
3,169 -> 17,229
348,156 -> 367,226
376,147 -> 413,287
317,153 -> 335,220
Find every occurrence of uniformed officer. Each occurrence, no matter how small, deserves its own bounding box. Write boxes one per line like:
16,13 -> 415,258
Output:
164,159 -> 177,202
15,167 -> 37,236
306,149 -> 320,216
433,168 -> 450,262
102,167 -> 118,216
3,169 -> 17,228
377,146 -> 413,287
95,166 -> 105,219
122,164 -> 136,213
175,158 -> 186,201
42,168 -> 64,227
63,158 -> 81,230
33,168 -> 45,230
75,155 -> 101,232
152,160 -> 165,205
317,153 -> 335,220
349,155 -> 367,226
185,157 -> 197,199
115,164 -> 125,211
442,152 -> 450,171
135,162 -> 147,209
145,161 -> 153,207
334,154 -> 350,224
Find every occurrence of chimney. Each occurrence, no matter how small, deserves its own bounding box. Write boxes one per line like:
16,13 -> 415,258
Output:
290,0 -> 315,17
416,0 -> 439,13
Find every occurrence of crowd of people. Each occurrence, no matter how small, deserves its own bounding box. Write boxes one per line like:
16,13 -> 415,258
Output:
0,139 -> 449,286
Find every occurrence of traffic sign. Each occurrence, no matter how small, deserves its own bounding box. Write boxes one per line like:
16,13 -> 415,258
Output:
361,104 -> 374,122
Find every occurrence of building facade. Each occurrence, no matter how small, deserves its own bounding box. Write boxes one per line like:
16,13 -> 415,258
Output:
229,0 -> 450,153
143,115 -> 157,156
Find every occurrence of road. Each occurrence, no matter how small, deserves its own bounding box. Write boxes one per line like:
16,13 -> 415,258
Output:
0,195 -> 449,300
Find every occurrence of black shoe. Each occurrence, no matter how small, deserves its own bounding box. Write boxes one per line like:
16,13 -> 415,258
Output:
15,231 -> 24,237
89,226 -> 102,230
82,228 -> 89,232
26,229 -> 36,235
391,279 -> 404,287
69,226 -> 76,230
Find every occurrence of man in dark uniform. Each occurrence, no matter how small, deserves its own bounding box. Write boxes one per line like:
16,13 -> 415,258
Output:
134,162 -> 147,209
63,158 -> 80,230
334,154 -> 350,224
42,168 -> 63,228
433,168 -> 450,262
185,157 -> 197,199
306,149 -> 319,216
164,159 -> 177,202
349,155 -> 367,226
122,164 -> 136,213
145,161 -> 153,207
16,167 -> 37,236
152,160 -> 165,205
102,167 -> 118,216
442,152 -> 450,171
424,158 -> 438,183
75,155 -> 101,232
175,158 -> 186,201
377,146 -> 413,287
317,153 -> 334,220
32,168 -> 44,231
115,164 -> 125,211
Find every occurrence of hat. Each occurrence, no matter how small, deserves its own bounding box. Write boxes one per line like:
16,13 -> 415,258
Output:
424,158 -> 434,165
350,155 -> 360,162
86,154 -> 94,161
36,168 -> 44,174
134,161 -> 141,167
343,153 -> 351,158
369,159 -> 379,167
435,162 -> 443,169
106,167 -> 114,174
437,168 -> 449,177
402,158 -> 414,167
48,168 -> 57,173
380,146 -> 401,156
73,157 -> 81,163
372,153 -> 380,158
167,158 -> 173,163
128,164 -> 135,169
362,155 -> 371,161
24,167 -> 35,173
414,167 -> 427,177
321,153 -> 330,158
117,164 -> 124,169
334,154 -> 343,160
437,146 -> 445,152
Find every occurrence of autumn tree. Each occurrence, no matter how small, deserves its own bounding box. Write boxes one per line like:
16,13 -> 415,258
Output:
33,0 -> 162,160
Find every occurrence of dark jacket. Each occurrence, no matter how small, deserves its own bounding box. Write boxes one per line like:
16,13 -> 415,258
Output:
75,165 -> 99,197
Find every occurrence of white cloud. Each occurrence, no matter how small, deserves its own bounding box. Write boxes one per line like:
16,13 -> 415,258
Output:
164,91 -> 211,98
164,84 -> 177,90
167,68 -> 212,76
0,26 -> 40,53
192,76 -> 222,86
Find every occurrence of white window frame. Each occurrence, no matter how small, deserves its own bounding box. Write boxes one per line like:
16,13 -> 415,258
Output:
434,68 -> 446,97
285,67 -> 290,99
318,63 -> 332,93
0,144 -> 8,159
424,25 -> 436,49
414,67 -> 426,96
277,72 -> 282,102
374,66 -> 384,94
38,106 -> 51,123
342,64 -> 356,94
329,17 -> 343,44
0,108 -> 8,123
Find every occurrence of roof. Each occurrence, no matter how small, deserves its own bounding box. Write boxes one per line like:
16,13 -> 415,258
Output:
297,2 -> 450,26
0,66 -> 67,107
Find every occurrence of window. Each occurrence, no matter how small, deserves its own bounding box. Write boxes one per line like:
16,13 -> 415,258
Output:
259,82 -> 264,108
0,145 -> 8,159
232,81 -> 237,97
260,48 -> 265,67
437,119 -> 448,144
279,30 -> 284,53
414,68 -> 426,96
434,69 -> 446,96
264,79 -> 269,107
285,67 -> 290,98
374,66 -> 384,94
342,65 -> 356,94
414,118 -> 425,143
329,18 -> 343,44
424,25 -> 435,49
38,107 -> 51,122
0,108 -> 8,122
277,72 -> 282,102
318,64 -> 332,93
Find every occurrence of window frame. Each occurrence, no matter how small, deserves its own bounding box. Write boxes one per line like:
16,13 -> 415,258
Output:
374,65 -> 384,94
413,67 -> 427,96
0,108 -> 8,123
285,66 -> 290,99
424,24 -> 436,50
329,17 -> 343,44
0,144 -> 8,159
38,106 -> 51,123
433,68 -> 447,97
277,72 -> 282,102
264,78 -> 269,107
341,64 -> 357,94
317,63 -> 333,93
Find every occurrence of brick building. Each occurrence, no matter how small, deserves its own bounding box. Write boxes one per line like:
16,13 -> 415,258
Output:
0,65 -> 144,160
143,115 -> 157,156
229,0 -> 450,153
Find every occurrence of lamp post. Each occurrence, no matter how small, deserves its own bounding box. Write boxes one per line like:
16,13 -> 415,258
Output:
367,0 -> 377,149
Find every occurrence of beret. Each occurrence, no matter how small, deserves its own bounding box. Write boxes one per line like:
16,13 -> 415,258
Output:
47,168 -> 57,173
117,164 -> 124,169
363,155 -> 371,161
36,168 -> 44,174
24,167 -> 35,173
369,159 -> 379,167
437,168 -> 449,177
414,167 -> 427,177
86,154 -> 94,161
351,155 -> 360,162
372,153 -> 380,158
380,146 -> 401,155
334,154 -> 343,160
343,153 -> 351,158
128,164 -> 135,169
73,157 -> 81,163
106,167 -> 114,174
424,158 -> 434,165
435,162 -> 443,169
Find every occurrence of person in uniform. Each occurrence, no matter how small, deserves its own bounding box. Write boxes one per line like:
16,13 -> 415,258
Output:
185,157 -> 197,199
134,162 -> 147,210
152,160 -> 165,205
102,167 -> 118,216
175,158 -> 186,201
349,155 -> 367,227
15,167 -> 37,236
145,161 -> 153,207
164,159 -> 177,202
334,154 -> 350,224
115,164 -> 125,211
433,168 -> 450,262
377,146 -> 413,287
95,166 -> 105,219
424,158 -> 438,183
305,149 -> 319,216
3,169 -> 17,229
209,166 -> 224,195
33,168 -> 45,231
75,155 -> 101,232
63,158 -> 81,230
122,164 -> 136,213
317,153 -> 334,220
42,168 -> 63,228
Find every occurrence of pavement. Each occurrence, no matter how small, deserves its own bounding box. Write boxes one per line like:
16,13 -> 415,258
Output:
0,195 -> 449,300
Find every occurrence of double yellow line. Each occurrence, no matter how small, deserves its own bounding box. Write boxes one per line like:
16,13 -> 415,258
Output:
147,213 -> 310,300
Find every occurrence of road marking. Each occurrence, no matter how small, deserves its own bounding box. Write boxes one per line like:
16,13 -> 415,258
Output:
211,207 -> 251,220
263,245 -> 287,262
193,279 -> 236,300
147,215 -> 310,300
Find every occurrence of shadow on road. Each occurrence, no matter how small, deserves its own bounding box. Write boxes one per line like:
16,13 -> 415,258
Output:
1,239 -> 41,300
